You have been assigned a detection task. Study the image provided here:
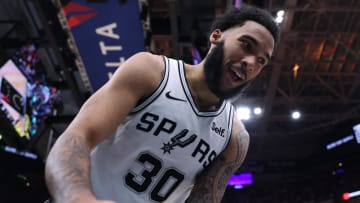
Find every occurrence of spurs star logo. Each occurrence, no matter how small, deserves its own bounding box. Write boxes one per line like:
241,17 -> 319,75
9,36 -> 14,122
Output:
161,129 -> 196,154
161,142 -> 175,154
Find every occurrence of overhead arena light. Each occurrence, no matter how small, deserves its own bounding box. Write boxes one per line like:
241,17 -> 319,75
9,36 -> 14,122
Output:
343,189 -> 360,201
353,123 -> 360,144
275,10 -> 285,24
237,107 -> 251,120
291,111 -> 301,119
253,107 -> 262,115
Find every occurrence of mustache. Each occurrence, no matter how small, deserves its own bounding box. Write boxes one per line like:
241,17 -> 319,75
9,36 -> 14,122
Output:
204,41 -> 252,99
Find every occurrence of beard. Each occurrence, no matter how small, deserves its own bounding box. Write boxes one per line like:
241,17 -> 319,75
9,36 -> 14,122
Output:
204,41 -> 250,99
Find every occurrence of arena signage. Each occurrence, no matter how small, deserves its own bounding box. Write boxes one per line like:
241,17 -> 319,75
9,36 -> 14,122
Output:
63,0 -> 145,91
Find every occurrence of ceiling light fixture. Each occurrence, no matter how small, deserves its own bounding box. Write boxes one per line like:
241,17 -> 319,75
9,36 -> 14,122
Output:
237,107 -> 251,120
291,111 -> 301,119
253,107 -> 262,115
275,10 -> 285,24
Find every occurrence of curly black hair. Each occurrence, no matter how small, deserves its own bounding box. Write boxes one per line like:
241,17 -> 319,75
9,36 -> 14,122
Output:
210,4 -> 280,44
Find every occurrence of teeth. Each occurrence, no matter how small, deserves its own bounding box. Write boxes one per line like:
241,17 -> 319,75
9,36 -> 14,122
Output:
230,66 -> 245,80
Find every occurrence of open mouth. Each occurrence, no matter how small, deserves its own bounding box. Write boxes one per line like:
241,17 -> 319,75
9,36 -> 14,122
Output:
229,66 -> 246,82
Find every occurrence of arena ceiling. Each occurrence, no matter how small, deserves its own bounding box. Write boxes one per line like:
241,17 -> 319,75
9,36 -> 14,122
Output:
147,0 -> 360,172
0,0 -> 359,175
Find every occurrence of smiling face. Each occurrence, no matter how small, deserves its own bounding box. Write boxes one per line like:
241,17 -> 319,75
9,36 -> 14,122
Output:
204,20 -> 275,99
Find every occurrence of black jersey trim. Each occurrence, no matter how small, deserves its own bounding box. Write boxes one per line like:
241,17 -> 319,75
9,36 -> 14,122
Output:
131,56 -> 170,113
178,61 -> 226,117
221,104 -> 234,152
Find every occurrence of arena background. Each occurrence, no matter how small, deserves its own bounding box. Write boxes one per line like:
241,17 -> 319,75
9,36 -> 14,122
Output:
0,0 -> 359,202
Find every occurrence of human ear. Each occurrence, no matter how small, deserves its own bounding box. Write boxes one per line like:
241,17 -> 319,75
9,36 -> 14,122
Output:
209,29 -> 222,44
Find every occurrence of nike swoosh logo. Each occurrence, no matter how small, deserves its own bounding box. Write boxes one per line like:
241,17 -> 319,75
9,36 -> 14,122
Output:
165,91 -> 186,102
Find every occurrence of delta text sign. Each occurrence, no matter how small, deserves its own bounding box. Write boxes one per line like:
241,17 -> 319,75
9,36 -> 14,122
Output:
63,0 -> 145,91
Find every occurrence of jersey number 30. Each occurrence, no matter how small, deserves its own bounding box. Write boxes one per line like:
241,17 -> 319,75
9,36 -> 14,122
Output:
125,152 -> 185,202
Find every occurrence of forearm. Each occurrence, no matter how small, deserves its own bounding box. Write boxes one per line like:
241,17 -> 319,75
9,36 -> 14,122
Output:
45,133 -> 95,203
185,155 -> 231,203
186,126 -> 250,203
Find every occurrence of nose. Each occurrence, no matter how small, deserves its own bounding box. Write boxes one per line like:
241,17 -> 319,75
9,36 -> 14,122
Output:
242,55 -> 260,75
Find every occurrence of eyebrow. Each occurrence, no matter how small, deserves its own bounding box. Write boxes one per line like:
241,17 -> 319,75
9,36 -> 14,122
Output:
242,35 -> 271,63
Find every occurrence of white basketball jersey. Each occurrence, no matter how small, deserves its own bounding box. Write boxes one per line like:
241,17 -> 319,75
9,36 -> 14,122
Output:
90,56 -> 235,203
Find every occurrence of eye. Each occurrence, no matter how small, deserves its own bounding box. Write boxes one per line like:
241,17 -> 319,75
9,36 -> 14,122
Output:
257,57 -> 266,66
240,40 -> 252,51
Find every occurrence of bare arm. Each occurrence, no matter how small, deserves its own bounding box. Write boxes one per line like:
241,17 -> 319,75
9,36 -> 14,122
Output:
186,114 -> 250,203
45,132 -> 97,203
45,52 -> 164,203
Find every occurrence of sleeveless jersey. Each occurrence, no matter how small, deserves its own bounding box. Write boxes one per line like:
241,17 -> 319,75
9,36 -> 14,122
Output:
90,56 -> 235,203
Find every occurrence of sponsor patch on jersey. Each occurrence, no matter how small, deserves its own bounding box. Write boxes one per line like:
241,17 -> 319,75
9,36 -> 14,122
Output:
211,122 -> 226,137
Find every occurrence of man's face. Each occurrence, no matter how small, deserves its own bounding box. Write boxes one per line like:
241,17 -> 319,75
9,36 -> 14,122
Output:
204,21 -> 275,99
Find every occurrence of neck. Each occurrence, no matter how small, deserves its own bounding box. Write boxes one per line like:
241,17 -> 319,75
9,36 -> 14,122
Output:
184,62 -> 223,111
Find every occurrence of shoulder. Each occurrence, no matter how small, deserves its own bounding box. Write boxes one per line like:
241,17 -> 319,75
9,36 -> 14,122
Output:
115,52 -> 164,78
109,52 -> 165,97
185,111 -> 249,203
231,112 -> 249,141
221,112 -> 249,164
125,51 -> 164,68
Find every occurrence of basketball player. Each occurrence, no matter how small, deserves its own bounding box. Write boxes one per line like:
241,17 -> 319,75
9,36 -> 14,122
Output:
45,4 -> 279,203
